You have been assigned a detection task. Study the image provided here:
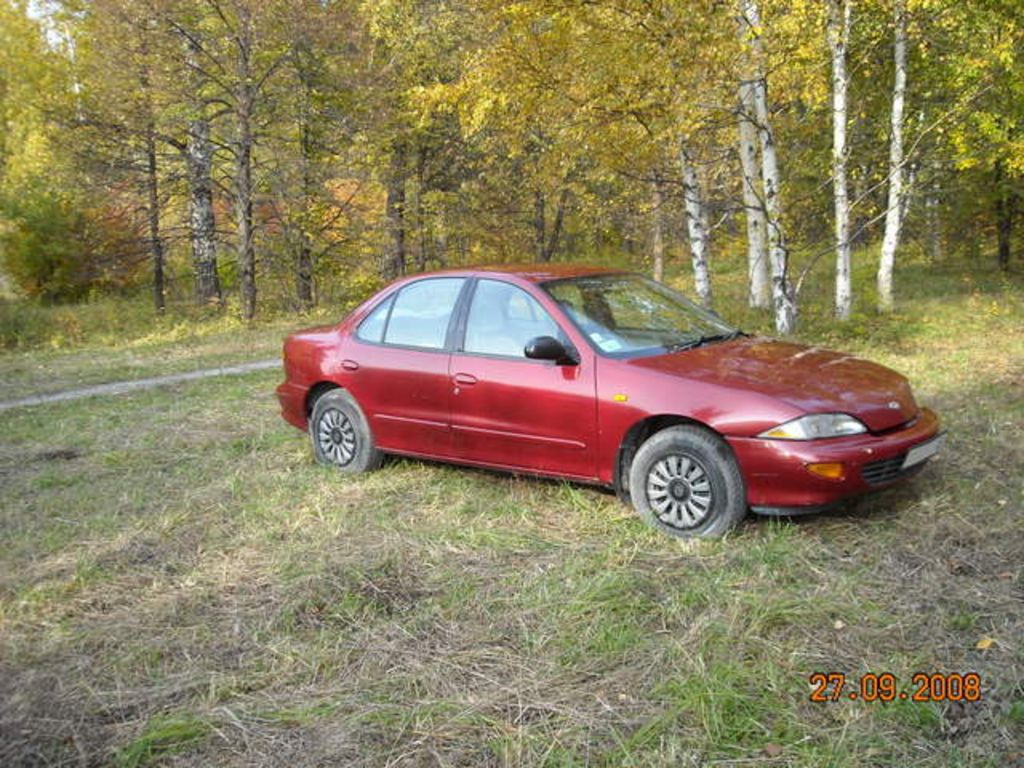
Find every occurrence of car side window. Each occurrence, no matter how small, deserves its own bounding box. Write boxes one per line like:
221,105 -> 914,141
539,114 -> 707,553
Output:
464,279 -> 565,358
383,278 -> 465,350
356,295 -> 393,343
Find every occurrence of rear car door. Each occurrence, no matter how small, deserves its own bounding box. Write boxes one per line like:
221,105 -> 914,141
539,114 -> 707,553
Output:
448,278 -> 598,479
346,277 -> 466,458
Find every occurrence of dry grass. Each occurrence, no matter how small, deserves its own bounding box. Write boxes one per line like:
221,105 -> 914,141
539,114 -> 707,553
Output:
1,258 -> 1022,767
0,322 -> 290,402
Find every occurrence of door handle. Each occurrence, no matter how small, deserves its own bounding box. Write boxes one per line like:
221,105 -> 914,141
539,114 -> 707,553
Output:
341,359 -> 360,371
453,373 -> 478,386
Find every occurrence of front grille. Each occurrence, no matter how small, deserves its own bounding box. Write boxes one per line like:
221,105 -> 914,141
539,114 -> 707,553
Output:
861,454 -> 923,486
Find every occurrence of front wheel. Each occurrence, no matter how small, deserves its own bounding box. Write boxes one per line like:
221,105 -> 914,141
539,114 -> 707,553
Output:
309,389 -> 383,473
628,425 -> 746,538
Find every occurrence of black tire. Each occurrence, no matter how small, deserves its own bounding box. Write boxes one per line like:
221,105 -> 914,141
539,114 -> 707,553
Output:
308,389 -> 383,473
628,425 -> 746,538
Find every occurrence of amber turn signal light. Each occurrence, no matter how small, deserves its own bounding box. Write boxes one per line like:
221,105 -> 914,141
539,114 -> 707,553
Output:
805,462 -> 845,480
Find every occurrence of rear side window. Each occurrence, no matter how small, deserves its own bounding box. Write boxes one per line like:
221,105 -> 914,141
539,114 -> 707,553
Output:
356,295 -> 393,343
383,278 -> 465,349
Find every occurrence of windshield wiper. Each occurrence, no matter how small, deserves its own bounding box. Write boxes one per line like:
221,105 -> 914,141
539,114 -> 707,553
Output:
667,330 -> 747,352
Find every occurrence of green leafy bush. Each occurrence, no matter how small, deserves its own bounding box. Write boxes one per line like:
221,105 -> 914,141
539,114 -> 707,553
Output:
0,185 -> 143,302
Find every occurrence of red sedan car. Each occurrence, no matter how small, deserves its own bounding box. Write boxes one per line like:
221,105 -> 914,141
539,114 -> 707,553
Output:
277,265 -> 943,537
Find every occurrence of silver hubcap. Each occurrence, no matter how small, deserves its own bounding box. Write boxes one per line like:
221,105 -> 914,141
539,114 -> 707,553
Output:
317,408 -> 357,466
646,454 -> 713,529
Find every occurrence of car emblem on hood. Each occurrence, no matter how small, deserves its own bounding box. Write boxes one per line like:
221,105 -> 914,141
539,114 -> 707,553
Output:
888,401 -> 901,409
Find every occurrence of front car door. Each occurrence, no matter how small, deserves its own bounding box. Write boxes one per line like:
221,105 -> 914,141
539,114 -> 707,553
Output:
448,278 -> 598,480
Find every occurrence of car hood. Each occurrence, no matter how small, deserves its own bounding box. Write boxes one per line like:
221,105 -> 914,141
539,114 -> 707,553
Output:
629,337 -> 918,433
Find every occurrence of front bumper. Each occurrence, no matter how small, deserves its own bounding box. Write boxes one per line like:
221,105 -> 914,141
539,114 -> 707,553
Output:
727,408 -> 942,511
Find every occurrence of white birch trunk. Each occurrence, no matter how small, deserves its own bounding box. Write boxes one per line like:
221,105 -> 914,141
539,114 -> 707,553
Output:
877,0 -> 907,312
679,143 -> 712,307
184,37 -> 221,306
737,80 -> 769,309
828,0 -> 853,320
740,0 -> 797,334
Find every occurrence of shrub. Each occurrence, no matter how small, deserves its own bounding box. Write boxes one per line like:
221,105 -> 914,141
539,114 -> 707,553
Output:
0,187 -> 144,302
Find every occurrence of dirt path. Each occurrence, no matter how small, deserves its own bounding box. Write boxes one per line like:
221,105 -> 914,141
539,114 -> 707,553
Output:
0,359 -> 280,412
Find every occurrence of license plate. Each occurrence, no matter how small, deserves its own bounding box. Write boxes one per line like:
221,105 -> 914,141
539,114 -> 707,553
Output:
902,433 -> 946,470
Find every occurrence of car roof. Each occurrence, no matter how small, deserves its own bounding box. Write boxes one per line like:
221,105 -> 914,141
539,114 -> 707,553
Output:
420,263 -> 628,283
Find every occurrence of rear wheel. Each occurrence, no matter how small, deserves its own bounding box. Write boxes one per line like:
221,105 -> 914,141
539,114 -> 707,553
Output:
309,389 -> 383,473
628,425 -> 746,538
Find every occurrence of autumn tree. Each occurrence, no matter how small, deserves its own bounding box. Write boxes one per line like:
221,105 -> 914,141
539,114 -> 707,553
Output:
877,0 -> 908,312
828,0 -> 853,320
738,0 -> 797,333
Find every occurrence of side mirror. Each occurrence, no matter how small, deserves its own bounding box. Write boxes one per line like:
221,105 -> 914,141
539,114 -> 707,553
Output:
524,335 -> 578,365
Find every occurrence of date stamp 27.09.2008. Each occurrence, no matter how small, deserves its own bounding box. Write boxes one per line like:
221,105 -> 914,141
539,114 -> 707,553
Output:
809,672 -> 982,703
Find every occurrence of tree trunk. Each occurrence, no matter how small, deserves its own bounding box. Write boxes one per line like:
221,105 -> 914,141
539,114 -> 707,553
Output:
386,146 -> 407,278
295,77 -> 314,309
186,115 -> 221,306
995,162 -> 1016,270
139,47 -> 165,314
737,80 -> 769,309
296,238 -> 313,307
533,189 -> 547,262
900,158 -> 916,225
651,173 -> 666,282
235,6 -> 257,322
828,0 -> 853,320
144,127 -> 165,313
543,187 -> 569,262
184,38 -> 222,307
877,0 -> 907,312
925,173 -> 941,262
415,148 -> 428,271
236,102 -> 256,320
740,0 -> 797,333
679,143 -> 712,307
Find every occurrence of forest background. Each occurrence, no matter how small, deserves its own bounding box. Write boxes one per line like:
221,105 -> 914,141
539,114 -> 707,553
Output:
1,0 -> 1021,345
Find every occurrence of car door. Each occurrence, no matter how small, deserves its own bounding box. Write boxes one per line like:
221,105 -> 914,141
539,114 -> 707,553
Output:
346,276 -> 466,458
449,278 -> 598,480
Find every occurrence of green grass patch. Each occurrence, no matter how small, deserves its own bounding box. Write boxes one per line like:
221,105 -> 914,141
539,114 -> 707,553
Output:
114,714 -> 211,768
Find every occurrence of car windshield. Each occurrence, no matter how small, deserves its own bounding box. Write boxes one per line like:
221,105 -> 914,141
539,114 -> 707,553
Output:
542,273 -> 738,358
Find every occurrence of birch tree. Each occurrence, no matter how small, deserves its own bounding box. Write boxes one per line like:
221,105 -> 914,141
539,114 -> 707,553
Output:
739,0 -> 797,334
737,80 -> 769,309
679,142 -> 712,307
828,0 -> 853,320
178,31 -> 222,306
877,0 -> 908,312
177,0 -> 288,319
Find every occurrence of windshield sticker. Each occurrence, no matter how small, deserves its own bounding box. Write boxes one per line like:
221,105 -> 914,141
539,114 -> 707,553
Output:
598,338 -> 622,352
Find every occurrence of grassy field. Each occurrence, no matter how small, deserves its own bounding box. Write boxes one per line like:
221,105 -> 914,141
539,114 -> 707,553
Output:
0,299 -> 326,401
1,257 -> 1022,766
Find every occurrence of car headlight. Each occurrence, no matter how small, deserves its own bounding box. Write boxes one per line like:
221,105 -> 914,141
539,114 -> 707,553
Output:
759,413 -> 867,440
